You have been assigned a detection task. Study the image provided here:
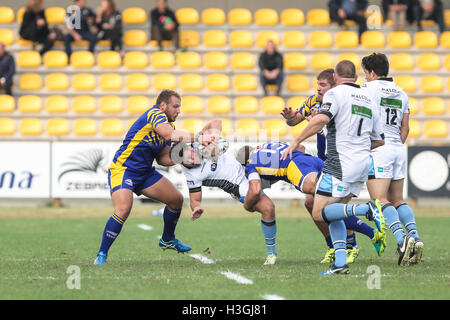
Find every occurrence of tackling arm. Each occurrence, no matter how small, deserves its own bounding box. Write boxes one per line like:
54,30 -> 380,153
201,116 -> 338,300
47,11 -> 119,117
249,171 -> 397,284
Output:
244,179 -> 262,212
189,191 -> 204,220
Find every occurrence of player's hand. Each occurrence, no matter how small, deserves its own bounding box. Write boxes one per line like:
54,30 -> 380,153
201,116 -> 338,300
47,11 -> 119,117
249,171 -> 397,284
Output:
280,106 -> 298,120
191,207 -> 204,221
199,133 -> 216,146
280,144 -> 296,161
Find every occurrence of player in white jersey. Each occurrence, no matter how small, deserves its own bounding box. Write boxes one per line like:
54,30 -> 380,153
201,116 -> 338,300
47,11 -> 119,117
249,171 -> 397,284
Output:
361,53 -> 421,266
281,60 -> 386,275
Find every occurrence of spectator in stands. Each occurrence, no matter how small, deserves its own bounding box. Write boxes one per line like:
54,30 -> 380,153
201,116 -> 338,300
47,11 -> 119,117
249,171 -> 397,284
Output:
382,0 -> 408,30
258,40 -> 284,97
150,0 -> 180,52
96,0 -> 123,55
19,0 -> 56,55
328,0 -> 368,38
0,42 -> 15,96
64,0 -> 98,57
410,0 -> 446,33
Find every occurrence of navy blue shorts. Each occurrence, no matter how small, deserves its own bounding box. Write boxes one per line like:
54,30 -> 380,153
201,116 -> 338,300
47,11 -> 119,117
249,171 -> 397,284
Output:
108,164 -> 164,196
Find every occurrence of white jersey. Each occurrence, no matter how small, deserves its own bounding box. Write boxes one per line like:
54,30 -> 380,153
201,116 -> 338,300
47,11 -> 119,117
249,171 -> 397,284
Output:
362,78 -> 409,145
181,153 -> 248,199
319,82 -> 384,183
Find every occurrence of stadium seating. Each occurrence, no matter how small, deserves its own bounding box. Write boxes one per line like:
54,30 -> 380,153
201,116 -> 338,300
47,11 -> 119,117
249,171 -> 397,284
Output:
282,30 -> 306,48
0,117 -> 15,135
204,52 -> 228,69
0,95 -> 15,113
124,51 -> 148,69
422,97 -> 446,115
236,119 -> 259,136
72,73 -> 96,91
207,96 -> 231,114
176,8 -> 199,25
281,8 -> 304,26
388,31 -> 411,48
177,51 -> 201,69
234,96 -> 258,114
73,96 -> 96,114
70,51 -> 95,68
126,96 -> 150,114
203,30 -> 227,47
19,73 -> 42,91
43,51 -> 68,68
228,8 -> 252,25
414,31 -> 438,49
229,30 -> 253,48
152,73 -> 175,91
122,7 -> 147,25
99,96 -> 122,114
417,53 -> 441,70
101,118 -> 124,136
128,73 -> 151,91
45,73 -> 69,91
181,96 -> 203,114
202,8 -> 226,25
391,53 -> 414,70
45,95 -> 69,114
97,51 -> 121,69
46,118 -> 70,136
19,118 -> 43,136
0,28 -> 14,45
17,51 -> 41,68
0,7 -> 14,24
361,31 -> 385,48
18,95 -> 42,113
424,120 -> 448,138
180,73 -> 203,91
230,52 -> 255,69
233,74 -> 257,91
45,7 -> 66,24
306,9 -> 330,26
254,8 -> 279,26
74,118 -> 97,136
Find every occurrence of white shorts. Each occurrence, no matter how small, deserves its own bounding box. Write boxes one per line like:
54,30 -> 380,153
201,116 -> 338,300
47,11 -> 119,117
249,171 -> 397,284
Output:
316,172 -> 364,198
369,143 -> 406,180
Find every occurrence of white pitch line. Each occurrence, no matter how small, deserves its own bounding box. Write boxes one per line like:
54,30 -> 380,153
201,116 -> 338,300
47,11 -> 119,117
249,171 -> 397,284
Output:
261,294 -> 286,300
190,254 -> 216,264
137,224 -> 153,231
220,271 -> 253,285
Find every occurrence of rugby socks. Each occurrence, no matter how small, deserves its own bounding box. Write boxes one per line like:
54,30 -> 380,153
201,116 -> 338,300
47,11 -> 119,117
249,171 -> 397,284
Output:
396,203 -> 419,239
261,219 -> 277,256
329,220 -> 347,267
321,203 -> 370,222
344,216 -> 374,239
382,203 -> 406,245
98,213 -> 125,255
161,206 -> 182,242
346,232 -> 357,248
325,235 -> 333,249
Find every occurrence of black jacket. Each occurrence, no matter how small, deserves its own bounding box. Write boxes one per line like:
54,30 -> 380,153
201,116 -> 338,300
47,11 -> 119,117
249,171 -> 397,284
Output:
328,0 -> 368,12
0,52 -> 15,86
150,7 -> 179,29
19,9 -> 50,41
258,51 -> 283,71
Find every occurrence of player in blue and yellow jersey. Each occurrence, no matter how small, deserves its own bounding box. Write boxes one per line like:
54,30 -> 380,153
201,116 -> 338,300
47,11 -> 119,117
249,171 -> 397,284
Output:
280,69 -> 385,264
94,90 -> 215,265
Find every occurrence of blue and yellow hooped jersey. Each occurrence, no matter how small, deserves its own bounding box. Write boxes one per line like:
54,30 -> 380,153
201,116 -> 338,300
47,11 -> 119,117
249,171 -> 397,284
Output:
111,105 -> 174,172
297,94 -> 321,118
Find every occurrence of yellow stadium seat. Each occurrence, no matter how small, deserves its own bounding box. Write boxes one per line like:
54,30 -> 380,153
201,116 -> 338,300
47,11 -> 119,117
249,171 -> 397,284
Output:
122,7 -> 147,24
230,30 -> 253,48
422,97 -> 446,115
101,118 -> 124,136
361,31 -> 385,48
180,73 -> 203,91
177,51 -> 201,69
72,73 -> 96,91
233,74 -> 257,91
255,8 -> 279,26
218,118 -> 232,136
335,31 -> 359,48
261,96 -> 285,114
395,75 -> 416,92
126,96 -> 150,114
150,51 -> 175,68
99,96 -> 122,114
282,30 -> 306,48
311,53 -> 334,70
414,31 -> 438,49
202,8 -> 225,25
409,98 -> 418,115
72,96 -> 96,114
281,8 -> 304,26
207,96 -> 231,114
388,31 -> 411,48
181,96 -> 203,114
45,95 -> 69,113
97,51 -> 121,69
179,30 -> 200,47
182,118 -> 204,134
420,75 -> 443,92
0,94 -> 14,113
444,54 -> 450,70
390,53 -> 414,71
17,51 -> 41,68
309,31 -> 333,48
0,117 -> 15,135
417,53 -> 441,71
0,29 -> 14,45
287,75 -> 309,92
236,119 -> 259,136
424,120 -> 448,138
408,119 -> 420,138
70,51 -> 95,68
446,9 -> 450,26
440,31 -> 450,49
284,52 -> 307,70
45,73 -> 68,91
126,73 -> 150,91
307,9 -> 330,26
337,53 -> 360,70
206,74 -> 230,91
203,30 -> 227,47
99,73 -> 122,91
262,119 -> 287,137
0,7 -> 14,24
18,95 -> 41,113
290,121 -> 308,137
44,7 -> 65,24
234,96 -> 258,114
124,51 -> 148,69
19,118 -> 42,136
286,96 -> 307,109
176,8 -> 199,25
152,73 -> 176,91
204,52 -> 228,69
19,73 -> 42,91
73,118 -> 97,136
43,51 -> 68,68
16,7 -> 25,24
230,52 -> 255,69
256,30 -> 279,48
46,118 -> 69,136
123,30 -> 147,47
228,8 -> 252,25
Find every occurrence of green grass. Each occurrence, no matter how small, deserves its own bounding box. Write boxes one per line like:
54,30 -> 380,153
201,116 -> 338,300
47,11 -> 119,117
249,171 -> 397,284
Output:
0,205 -> 449,300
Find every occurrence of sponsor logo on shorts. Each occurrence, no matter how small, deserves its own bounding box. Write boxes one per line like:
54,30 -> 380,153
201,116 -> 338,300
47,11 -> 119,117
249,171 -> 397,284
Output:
125,179 -> 133,186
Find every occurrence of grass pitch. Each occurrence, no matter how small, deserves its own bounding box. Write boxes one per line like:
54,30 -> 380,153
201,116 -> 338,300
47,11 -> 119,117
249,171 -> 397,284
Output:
0,203 -> 449,300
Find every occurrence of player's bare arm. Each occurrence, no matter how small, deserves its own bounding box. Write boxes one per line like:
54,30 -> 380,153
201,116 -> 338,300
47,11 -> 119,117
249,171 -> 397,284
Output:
155,123 -> 215,145
156,145 -> 175,167
281,106 -> 303,126
244,179 -> 262,212
400,113 -> 409,144
370,138 -> 385,150
189,191 -> 204,221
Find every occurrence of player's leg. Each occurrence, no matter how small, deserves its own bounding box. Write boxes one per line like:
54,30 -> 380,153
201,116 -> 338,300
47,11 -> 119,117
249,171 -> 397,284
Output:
254,194 -> 277,264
